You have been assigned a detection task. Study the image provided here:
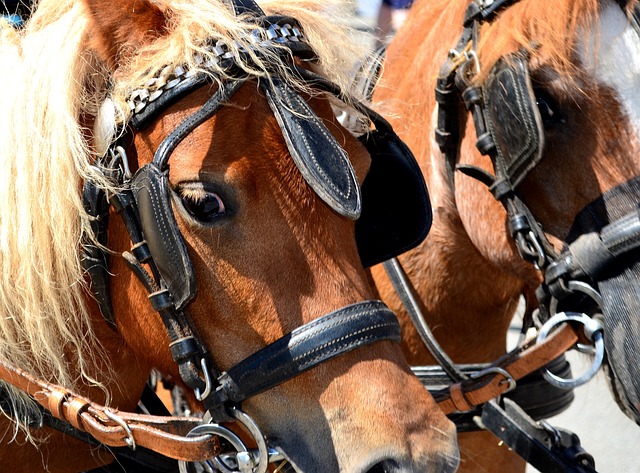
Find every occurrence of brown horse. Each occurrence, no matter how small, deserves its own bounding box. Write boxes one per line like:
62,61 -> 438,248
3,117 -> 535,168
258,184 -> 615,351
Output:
0,0 -> 460,472
371,0 -> 640,471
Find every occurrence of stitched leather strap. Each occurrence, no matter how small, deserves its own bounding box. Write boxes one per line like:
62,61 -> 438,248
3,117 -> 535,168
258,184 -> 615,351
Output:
212,300 -> 400,405
435,324 -> 580,414
0,359 -> 217,462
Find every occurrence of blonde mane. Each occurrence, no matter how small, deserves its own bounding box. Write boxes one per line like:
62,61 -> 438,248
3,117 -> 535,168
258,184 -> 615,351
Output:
0,0 -> 370,428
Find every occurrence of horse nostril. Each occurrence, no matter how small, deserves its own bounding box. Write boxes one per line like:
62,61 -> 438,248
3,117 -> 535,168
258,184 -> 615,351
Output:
367,460 -> 400,473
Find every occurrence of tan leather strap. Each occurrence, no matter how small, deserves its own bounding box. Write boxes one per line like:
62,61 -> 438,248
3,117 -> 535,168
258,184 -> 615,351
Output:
435,324 -> 580,414
0,359 -> 217,462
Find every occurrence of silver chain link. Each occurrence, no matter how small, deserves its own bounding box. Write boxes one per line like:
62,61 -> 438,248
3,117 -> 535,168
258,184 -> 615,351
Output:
127,23 -> 305,115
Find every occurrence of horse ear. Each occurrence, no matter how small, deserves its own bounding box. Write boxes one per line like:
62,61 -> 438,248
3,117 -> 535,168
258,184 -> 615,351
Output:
81,0 -> 168,69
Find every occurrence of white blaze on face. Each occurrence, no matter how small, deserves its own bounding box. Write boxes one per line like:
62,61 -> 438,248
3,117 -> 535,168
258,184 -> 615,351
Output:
579,2 -> 640,137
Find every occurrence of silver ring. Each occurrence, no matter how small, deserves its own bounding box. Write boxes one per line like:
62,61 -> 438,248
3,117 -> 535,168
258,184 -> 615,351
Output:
549,280 -> 603,316
227,407 -> 269,473
537,311 -> 604,389
178,423 -> 248,473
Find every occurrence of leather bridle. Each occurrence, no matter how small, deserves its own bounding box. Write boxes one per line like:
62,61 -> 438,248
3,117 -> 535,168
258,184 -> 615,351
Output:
354,0 -> 639,470
384,0 -> 640,469
0,1 -> 433,472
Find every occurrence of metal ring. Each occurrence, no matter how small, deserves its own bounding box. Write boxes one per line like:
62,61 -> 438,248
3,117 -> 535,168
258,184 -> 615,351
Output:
177,423 -> 248,473
548,281 -> 604,353
104,409 -> 136,450
227,407 -> 270,473
536,311 -> 604,389
469,366 -> 516,393
108,146 -> 132,180
177,408 -> 273,473
549,280 -> 603,316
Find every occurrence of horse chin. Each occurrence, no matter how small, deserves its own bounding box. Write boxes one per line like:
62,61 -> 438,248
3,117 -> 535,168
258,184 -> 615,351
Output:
599,261 -> 640,425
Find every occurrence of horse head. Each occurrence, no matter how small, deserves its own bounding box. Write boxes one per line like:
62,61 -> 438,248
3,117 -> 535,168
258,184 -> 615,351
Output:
372,0 -> 640,469
0,0 -> 459,472
378,0 -> 640,428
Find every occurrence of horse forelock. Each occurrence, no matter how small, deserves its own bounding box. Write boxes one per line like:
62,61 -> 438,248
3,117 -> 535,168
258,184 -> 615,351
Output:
98,0 -> 370,122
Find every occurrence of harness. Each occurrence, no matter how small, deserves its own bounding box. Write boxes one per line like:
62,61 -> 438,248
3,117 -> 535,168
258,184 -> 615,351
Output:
0,1 -> 433,472
372,0 -> 640,471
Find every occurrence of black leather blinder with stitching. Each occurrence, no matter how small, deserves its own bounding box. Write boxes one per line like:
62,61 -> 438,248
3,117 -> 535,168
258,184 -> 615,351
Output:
131,163 -> 196,311
262,77 -> 363,220
482,52 -> 545,189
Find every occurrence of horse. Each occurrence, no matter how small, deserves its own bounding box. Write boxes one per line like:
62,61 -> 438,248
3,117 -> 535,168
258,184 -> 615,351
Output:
370,0 -> 640,471
0,0 -> 461,472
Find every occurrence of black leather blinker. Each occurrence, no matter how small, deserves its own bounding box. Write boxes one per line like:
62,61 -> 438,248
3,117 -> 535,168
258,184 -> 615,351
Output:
262,77 -> 362,220
131,163 -> 196,310
483,52 -> 544,190
356,124 -> 432,268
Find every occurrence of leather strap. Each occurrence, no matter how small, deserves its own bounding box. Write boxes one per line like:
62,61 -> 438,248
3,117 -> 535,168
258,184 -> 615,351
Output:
383,258 -> 466,381
212,300 -> 401,405
435,324 -> 580,414
0,359 -> 217,462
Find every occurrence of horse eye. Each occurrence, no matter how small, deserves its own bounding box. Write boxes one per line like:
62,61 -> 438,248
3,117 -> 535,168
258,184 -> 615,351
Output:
178,187 -> 226,223
533,88 -> 566,127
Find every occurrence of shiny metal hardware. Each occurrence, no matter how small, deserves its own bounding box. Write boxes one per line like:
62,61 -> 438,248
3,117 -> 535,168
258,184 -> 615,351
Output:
549,280 -> 603,316
536,311 -> 604,389
469,366 -> 517,393
516,230 -> 547,269
194,358 -> 214,402
104,409 -> 136,450
178,407 -> 280,473
108,145 -> 132,180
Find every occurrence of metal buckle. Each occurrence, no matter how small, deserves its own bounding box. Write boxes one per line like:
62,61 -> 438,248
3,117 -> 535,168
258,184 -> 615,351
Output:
194,358 -> 214,402
104,409 -> 136,450
469,366 -> 517,393
108,145 -> 132,181
178,407 -> 282,473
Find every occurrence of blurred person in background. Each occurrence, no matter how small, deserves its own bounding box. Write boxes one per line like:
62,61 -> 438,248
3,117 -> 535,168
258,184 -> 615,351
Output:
375,0 -> 413,48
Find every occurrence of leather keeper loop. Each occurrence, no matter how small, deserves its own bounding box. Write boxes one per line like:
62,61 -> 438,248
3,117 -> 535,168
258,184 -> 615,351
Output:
435,128 -> 453,149
508,214 -> 531,235
489,178 -> 513,201
170,337 -> 200,363
475,132 -> 495,155
131,241 -> 152,263
149,289 -> 173,312
462,86 -> 482,109
450,383 -> 473,412
435,85 -> 457,105
67,397 -> 90,431
48,389 -> 69,420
